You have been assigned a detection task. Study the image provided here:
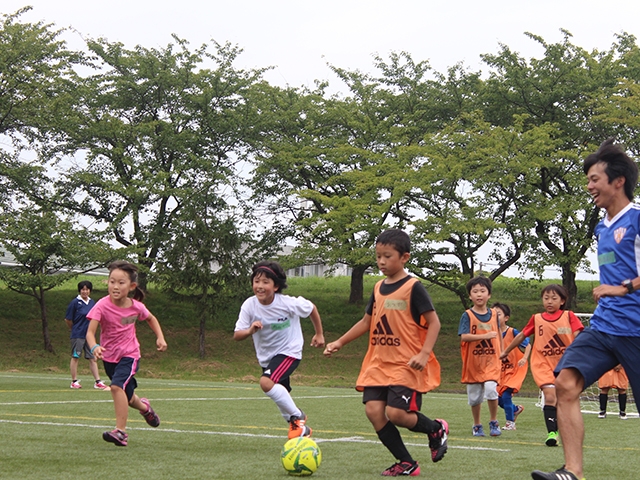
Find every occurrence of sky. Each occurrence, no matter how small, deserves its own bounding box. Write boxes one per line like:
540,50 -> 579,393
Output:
6,0 -> 639,280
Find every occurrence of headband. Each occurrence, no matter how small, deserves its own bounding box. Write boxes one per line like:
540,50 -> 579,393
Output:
256,266 -> 278,277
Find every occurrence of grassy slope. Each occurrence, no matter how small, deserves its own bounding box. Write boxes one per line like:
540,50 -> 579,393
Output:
0,275 -> 600,394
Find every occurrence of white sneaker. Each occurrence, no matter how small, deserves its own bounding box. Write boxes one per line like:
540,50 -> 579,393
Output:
620,412 -> 628,420
598,411 -> 606,419
502,420 -> 516,430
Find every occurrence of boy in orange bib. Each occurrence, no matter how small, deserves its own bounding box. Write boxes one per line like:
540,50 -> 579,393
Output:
324,229 -> 447,477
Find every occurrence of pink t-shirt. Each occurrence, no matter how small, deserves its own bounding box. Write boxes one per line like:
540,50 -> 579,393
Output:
87,296 -> 150,363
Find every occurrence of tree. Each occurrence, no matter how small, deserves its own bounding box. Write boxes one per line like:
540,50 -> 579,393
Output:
251,53 -> 474,303
0,206 -> 113,352
0,7 -> 81,209
153,194 -> 273,358
476,30 -> 627,307
51,37 -> 266,288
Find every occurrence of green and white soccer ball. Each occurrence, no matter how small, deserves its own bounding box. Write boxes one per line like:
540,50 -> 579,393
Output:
281,437 -> 322,476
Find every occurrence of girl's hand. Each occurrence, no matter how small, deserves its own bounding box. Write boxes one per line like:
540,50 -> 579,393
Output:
156,338 -> 167,352
310,334 -> 325,348
249,321 -> 263,334
93,345 -> 105,360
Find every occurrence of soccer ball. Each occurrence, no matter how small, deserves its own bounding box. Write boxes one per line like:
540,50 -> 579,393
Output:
281,437 -> 322,476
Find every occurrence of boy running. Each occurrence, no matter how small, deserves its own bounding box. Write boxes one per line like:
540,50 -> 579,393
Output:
324,229 -> 448,477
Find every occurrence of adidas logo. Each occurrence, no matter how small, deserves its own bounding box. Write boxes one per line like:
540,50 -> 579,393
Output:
542,334 -> 567,356
373,317 -> 394,335
371,315 -> 400,347
472,339 -> 496,355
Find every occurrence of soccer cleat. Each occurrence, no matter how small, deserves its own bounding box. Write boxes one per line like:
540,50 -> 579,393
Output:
381,461 -> 420,476
620,411 -> 628,420
288,412 -> 312,439
102,429 -> 128,446
472,424 -> 485,437
428,418 -> 448,462
489,420 -> 501,436
598,411 -> 606,419
531,467 -> 583,480
502,420 -> 516,430
70,380 -> 82,389
94,380 -> 109,390
140,398 -> 160,427
514,404 -> 525,421
545,431 -> 559,446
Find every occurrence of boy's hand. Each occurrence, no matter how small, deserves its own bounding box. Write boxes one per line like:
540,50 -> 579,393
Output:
310,334 -> 325,348
499,350 -> 508,360
485,331 -> 497,339
517,358 -> 527,367
407,352 -> 429,371
323,341 -> 342,357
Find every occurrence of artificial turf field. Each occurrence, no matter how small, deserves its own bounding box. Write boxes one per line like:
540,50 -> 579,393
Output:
1,373 -> 637,479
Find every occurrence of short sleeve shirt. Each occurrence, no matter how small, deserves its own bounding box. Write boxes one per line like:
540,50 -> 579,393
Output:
87,296 -> 150,363
65,295 -> 96,339
235,294 -> 314,367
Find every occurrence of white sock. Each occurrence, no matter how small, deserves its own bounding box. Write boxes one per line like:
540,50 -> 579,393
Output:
265,383 -> 302,421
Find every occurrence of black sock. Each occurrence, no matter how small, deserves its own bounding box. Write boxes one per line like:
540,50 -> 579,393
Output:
543,405 -> 557,432
377,421 -> 414,464
619,393 -> 627,413
599,393 -> 608,412
408,412 -> 441,434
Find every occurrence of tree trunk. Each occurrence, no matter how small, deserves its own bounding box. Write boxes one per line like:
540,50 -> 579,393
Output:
349,265 -> 367,304
38,288 -> 54,353
199,291 -> 207,358
562,264 -> 578,310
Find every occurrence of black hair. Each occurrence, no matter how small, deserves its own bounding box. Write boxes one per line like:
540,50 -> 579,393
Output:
375,229 -> 411,255
108,260 -> 145,301
466,276 -> 492,295
251,261 -> 288,292
77,280 -> 93,292
584,138 -> 638,201
541,283 -> 568,309
491,302 -> 511,317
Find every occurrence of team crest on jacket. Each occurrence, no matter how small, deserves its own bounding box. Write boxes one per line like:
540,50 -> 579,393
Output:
614,227 -> 627,244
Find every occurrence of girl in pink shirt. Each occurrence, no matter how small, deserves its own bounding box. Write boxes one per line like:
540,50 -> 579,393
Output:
86,261 -> 167,446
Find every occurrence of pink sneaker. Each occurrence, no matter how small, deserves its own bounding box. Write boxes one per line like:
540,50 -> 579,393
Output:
70,380 -> 82,389
140,398 -> 160,427
94,380 -> 110,390
102,429 -> 128,446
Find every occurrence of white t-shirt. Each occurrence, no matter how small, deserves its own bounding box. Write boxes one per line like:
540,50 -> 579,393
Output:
235,294 -> 314,367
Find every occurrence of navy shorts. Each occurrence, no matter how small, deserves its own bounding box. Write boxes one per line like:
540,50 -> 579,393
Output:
104,357 -> 139,401
556,328 -> 640,402
362,386 -> 422,412
262,354 -> 300,392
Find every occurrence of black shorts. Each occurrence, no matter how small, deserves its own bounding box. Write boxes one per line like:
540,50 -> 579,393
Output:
362,386 -> 422,412
262,354 -> 300,392
104,357 -> 139,401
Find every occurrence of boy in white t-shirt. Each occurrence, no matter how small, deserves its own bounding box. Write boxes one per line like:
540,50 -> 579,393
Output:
234,261 -> 325,438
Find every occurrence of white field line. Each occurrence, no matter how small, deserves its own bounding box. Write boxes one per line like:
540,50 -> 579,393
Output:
0,419 -> 510,452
